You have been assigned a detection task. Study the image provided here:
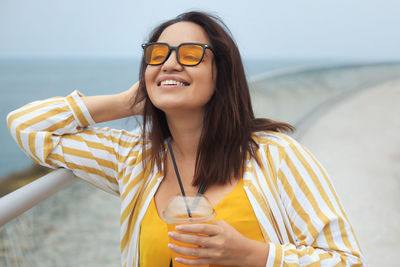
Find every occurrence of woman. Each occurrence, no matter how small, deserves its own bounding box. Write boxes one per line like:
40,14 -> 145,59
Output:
7,11 -> 365,267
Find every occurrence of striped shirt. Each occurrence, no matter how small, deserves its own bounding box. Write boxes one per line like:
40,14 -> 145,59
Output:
7,90 -> 366,266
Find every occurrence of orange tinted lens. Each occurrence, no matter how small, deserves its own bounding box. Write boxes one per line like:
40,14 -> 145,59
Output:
145,44 -> 169,65
178,44 -> 204,65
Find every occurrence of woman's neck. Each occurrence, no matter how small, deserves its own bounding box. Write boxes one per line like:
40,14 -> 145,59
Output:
166,111 -> 204,159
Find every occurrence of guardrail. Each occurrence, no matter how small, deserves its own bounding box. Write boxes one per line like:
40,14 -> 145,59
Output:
0,169 -> 77,226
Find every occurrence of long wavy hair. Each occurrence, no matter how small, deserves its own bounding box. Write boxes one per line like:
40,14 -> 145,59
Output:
133,11 -> 294,190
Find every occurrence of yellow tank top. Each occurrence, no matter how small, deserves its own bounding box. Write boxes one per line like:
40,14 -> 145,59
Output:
139,178 -> 265,267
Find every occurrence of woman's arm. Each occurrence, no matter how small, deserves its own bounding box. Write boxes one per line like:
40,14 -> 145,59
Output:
82,81 -> 143,123
7,84 -> 143,195
265,135 -> 366,266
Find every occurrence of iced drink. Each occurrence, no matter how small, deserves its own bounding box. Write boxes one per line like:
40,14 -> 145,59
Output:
162,194 -> 215,267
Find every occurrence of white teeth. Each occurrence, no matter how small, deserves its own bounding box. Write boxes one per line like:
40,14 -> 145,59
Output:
160,80 -> 186,86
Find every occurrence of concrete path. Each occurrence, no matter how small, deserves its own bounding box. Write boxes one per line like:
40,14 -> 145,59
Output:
299,79 -> 400,267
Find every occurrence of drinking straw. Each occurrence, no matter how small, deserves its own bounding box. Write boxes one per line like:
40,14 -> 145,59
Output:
191,183 -> 206,212
167,138 -> 192,218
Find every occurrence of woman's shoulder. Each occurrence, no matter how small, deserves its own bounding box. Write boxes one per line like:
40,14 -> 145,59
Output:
251,131 -> 308,172
252,130 -> 299,149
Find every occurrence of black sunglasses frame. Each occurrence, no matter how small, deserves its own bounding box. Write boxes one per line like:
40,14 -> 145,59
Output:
141,42 -> 214,66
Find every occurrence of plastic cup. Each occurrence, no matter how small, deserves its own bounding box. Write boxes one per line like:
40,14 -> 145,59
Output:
162,194 -> 215,267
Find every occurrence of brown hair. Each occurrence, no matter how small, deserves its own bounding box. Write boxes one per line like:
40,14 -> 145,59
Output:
134,11 -> 294,190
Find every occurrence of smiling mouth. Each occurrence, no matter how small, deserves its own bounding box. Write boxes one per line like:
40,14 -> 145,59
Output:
158,80 -> 190,86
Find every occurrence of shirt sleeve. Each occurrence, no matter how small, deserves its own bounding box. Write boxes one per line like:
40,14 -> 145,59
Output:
265,135 -> 366,266
7,90 -> 142,196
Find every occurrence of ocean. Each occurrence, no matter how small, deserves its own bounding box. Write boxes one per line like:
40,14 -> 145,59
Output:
0,58 -> 317,178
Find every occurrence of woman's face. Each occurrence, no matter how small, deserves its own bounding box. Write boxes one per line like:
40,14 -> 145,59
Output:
145,22 -> 216,116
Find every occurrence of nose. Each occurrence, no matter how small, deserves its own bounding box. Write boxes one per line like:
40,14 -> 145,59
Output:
161,50 -> 183,72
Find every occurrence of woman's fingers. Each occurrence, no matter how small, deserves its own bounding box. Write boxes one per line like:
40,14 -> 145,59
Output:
168,220 -> 257,266
168,231 -> 209,246
168,243 -> 210,257
168,243 -> 217,266
175,222 -> 221,236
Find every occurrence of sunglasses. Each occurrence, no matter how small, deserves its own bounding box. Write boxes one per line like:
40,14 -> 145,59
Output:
141,42 -> 214,66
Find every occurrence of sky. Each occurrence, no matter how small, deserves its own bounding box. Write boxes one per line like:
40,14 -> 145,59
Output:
1,0 -> 400,60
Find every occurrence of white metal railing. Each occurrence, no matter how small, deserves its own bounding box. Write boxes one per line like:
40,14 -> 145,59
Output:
0,169 -> 77,226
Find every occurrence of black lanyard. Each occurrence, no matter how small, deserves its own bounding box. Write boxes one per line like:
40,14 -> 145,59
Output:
167,137 -> 205,266
167,138 -> 206,194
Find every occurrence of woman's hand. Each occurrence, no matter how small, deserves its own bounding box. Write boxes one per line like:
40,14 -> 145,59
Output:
168,220 -> 269,267
120,81 -> 144,115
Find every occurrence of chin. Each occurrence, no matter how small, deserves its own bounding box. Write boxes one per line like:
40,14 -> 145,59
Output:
151,101 -> 183,111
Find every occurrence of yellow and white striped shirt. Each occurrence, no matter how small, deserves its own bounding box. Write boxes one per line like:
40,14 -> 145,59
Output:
7,90 -> 366,266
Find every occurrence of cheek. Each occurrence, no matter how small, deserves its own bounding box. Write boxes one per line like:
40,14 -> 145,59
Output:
144,65 -> 160,83
144,67 -> 152,86
144,67 -> 156,101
